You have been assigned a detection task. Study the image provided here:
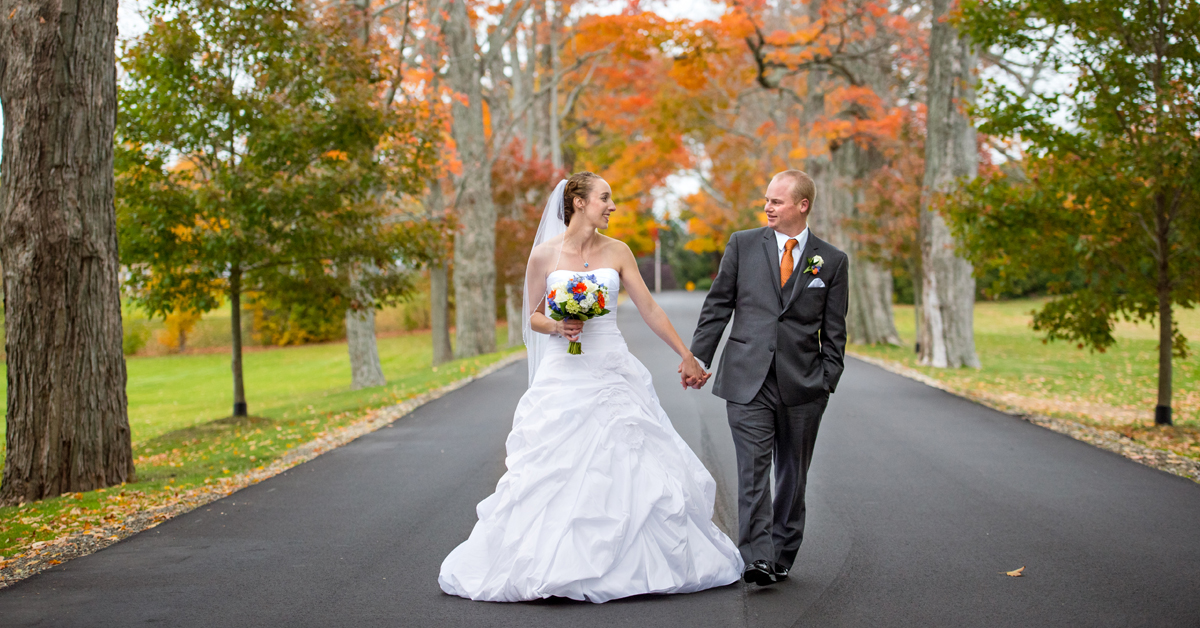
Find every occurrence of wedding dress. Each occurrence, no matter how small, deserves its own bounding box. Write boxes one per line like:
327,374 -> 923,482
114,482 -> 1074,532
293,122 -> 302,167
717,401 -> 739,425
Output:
438,267 -> 743,603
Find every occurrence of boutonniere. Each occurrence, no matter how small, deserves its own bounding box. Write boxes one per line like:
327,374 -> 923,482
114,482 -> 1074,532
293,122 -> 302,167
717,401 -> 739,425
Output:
803,255 -> 824,275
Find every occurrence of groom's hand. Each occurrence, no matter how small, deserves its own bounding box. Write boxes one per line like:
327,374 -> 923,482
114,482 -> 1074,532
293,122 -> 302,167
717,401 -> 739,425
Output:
679,355 -> 709,390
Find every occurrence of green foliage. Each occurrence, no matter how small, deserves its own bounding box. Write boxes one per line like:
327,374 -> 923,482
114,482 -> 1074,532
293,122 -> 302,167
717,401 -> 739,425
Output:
659,217 -> 720,286
115,0 -> 440,320
122,318 -> 154,355
248,292 -> 346,346
950,0 -> 1200,357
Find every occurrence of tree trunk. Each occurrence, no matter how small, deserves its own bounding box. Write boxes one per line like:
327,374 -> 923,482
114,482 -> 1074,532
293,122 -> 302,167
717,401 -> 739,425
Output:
505,283 -> 523,348
430,262 -> 454,365
424,180 -> 454,366
0,0 -> 134,504
830,140 -> 901,346
534,0 -> 552,158
524,15 -> 537,159
547,2 -> 562,170
1155,194 -> 1173,425
919,0 -> 981,369
444,0 -> 497,359
420,8 -> 453,366
346,306 -> 387,389
344,267 -> 387,389
229,269 -> 248,416
909,257 -> 922,354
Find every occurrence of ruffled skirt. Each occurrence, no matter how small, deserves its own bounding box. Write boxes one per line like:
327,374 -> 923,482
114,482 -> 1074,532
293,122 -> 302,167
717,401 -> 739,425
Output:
438,338 -> 743,603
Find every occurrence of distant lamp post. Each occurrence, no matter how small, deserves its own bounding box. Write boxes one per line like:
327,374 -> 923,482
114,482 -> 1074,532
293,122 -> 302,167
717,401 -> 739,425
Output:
652,230 -> 662,294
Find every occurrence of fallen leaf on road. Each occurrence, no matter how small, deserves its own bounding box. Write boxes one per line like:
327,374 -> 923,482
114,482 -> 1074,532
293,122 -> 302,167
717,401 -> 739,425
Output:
1004,566 -> 1025,577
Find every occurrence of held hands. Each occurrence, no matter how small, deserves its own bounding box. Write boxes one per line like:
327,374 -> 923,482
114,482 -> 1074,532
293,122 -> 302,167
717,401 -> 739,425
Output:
678,354 -> 711,390
556,319 -> 584,342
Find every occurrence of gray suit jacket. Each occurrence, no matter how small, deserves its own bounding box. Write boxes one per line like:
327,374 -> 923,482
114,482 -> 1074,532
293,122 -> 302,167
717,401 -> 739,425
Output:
690,227 -> 849,406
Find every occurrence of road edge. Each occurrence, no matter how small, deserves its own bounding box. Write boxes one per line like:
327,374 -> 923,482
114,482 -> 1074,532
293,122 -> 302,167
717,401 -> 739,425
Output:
0,351 -> 527,590
847,351 -> 1200,485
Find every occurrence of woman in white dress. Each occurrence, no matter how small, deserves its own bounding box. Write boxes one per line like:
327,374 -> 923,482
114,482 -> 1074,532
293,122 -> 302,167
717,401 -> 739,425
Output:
438,172 -> 743,603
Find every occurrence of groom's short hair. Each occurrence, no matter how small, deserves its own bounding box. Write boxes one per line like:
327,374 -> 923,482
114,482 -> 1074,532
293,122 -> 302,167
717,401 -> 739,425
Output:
773,170 -> 815,208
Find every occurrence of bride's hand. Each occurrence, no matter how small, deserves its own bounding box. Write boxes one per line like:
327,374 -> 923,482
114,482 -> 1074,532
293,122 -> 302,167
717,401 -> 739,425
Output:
557,319 -> 583,342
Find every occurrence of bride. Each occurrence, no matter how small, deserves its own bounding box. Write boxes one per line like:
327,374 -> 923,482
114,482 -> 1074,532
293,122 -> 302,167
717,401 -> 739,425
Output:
438,172 -> 744,603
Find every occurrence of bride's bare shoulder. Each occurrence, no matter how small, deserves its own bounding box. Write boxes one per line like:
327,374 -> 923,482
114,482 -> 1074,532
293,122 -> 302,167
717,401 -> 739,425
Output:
597,234 -> 632,256
597,235 -> 636,264
529,238 -> 564,266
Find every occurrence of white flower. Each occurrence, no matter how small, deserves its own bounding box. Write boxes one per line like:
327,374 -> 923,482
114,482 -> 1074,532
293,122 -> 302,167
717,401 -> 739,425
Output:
552,285 -> 570,304
811,255 -> 824,267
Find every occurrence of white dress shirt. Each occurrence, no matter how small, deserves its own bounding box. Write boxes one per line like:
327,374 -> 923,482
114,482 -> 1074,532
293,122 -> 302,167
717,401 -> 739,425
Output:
774,227 -> 809,274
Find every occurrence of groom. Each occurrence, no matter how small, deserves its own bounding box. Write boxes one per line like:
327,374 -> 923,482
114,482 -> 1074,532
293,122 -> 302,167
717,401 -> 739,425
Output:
688,170 -> 848,586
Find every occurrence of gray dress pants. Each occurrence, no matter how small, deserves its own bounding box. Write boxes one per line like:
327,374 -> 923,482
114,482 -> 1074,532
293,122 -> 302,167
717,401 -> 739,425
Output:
726,362 -> 827,568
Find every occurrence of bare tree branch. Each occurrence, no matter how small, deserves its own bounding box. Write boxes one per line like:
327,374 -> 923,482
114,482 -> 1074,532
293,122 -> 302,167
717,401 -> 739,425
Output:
483,0 -> 534,67
380,0 -> 413,111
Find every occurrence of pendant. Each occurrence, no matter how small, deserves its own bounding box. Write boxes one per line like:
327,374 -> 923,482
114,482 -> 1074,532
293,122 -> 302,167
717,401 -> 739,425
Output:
584,262 -> 589,268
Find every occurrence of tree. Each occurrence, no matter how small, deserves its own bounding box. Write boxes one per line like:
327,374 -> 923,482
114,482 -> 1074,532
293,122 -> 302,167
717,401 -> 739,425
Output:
418,0 -> 455,365
117,0 -> 437,416
919,0 -> 981,368
851,111 -> 926,347
952,0 -> 1200,424
660,0 -> 921,346
440,0 -> 530,359
494,140 -> 564,347
0,0 -> 135,504
340,0 -> 423,390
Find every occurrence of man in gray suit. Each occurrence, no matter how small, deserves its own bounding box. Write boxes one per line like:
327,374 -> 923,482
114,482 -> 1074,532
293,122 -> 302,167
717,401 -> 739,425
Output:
688,170 -> 848,586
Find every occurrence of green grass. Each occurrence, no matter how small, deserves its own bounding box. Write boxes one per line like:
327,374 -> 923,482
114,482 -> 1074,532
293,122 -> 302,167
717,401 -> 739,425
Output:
0,326 -> 520,559
852,299 -> 1200,433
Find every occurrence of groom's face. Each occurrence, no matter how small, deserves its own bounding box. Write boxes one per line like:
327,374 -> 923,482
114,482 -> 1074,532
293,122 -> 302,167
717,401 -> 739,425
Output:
764,177 -> 809,235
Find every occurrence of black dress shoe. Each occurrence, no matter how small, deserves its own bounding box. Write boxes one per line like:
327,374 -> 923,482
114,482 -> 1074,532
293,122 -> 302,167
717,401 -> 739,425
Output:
773,563 -> 790,581
743,560 -> 777,586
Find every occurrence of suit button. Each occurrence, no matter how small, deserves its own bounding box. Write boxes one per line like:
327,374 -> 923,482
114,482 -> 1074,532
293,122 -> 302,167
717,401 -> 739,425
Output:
768,344 -> 775,352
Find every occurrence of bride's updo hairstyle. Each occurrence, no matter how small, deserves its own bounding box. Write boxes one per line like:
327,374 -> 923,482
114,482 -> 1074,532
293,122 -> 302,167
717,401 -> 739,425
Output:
562,172 -> 602,226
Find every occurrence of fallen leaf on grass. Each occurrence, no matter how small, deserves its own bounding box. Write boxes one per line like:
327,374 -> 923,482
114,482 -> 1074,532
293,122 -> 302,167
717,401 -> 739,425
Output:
1004,566 -> 1025,577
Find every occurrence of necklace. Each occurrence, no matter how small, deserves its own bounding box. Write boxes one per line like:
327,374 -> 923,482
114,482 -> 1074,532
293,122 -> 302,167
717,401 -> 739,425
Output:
576,233 -> 593,268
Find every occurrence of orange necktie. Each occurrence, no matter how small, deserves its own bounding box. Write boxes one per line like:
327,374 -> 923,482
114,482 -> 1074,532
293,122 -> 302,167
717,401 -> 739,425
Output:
780,238 -> 798,287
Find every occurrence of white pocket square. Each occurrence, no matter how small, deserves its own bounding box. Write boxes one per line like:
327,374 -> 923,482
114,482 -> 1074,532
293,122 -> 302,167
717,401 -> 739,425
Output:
809,278 -> 826,288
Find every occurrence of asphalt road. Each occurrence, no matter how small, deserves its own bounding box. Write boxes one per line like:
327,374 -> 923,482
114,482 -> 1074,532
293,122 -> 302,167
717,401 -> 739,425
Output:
2,291 -> 1199,627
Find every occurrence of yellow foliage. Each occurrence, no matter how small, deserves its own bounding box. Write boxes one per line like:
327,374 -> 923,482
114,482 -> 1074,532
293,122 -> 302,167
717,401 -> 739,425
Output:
156,308 -> 203,353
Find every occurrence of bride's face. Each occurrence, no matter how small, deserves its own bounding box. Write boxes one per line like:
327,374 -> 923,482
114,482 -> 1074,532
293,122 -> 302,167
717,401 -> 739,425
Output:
576,180 -> 617,230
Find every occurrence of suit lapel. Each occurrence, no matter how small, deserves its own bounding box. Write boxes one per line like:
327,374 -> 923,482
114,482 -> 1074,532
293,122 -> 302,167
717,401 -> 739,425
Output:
783,233 -> 822,312
760,228 -> 783,306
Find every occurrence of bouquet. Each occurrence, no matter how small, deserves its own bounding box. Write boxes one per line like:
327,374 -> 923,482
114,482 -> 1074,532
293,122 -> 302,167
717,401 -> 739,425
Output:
546,273 -> 611,355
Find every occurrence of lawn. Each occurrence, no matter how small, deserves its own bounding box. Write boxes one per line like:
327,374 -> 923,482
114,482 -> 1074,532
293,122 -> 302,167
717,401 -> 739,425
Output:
850,299 -> 1200,455
0,326 -> 520,560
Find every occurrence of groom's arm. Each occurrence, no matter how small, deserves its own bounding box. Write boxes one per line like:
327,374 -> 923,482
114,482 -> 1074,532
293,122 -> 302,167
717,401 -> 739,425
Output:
690,234 -> 740,369
820,252 -> 849,393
